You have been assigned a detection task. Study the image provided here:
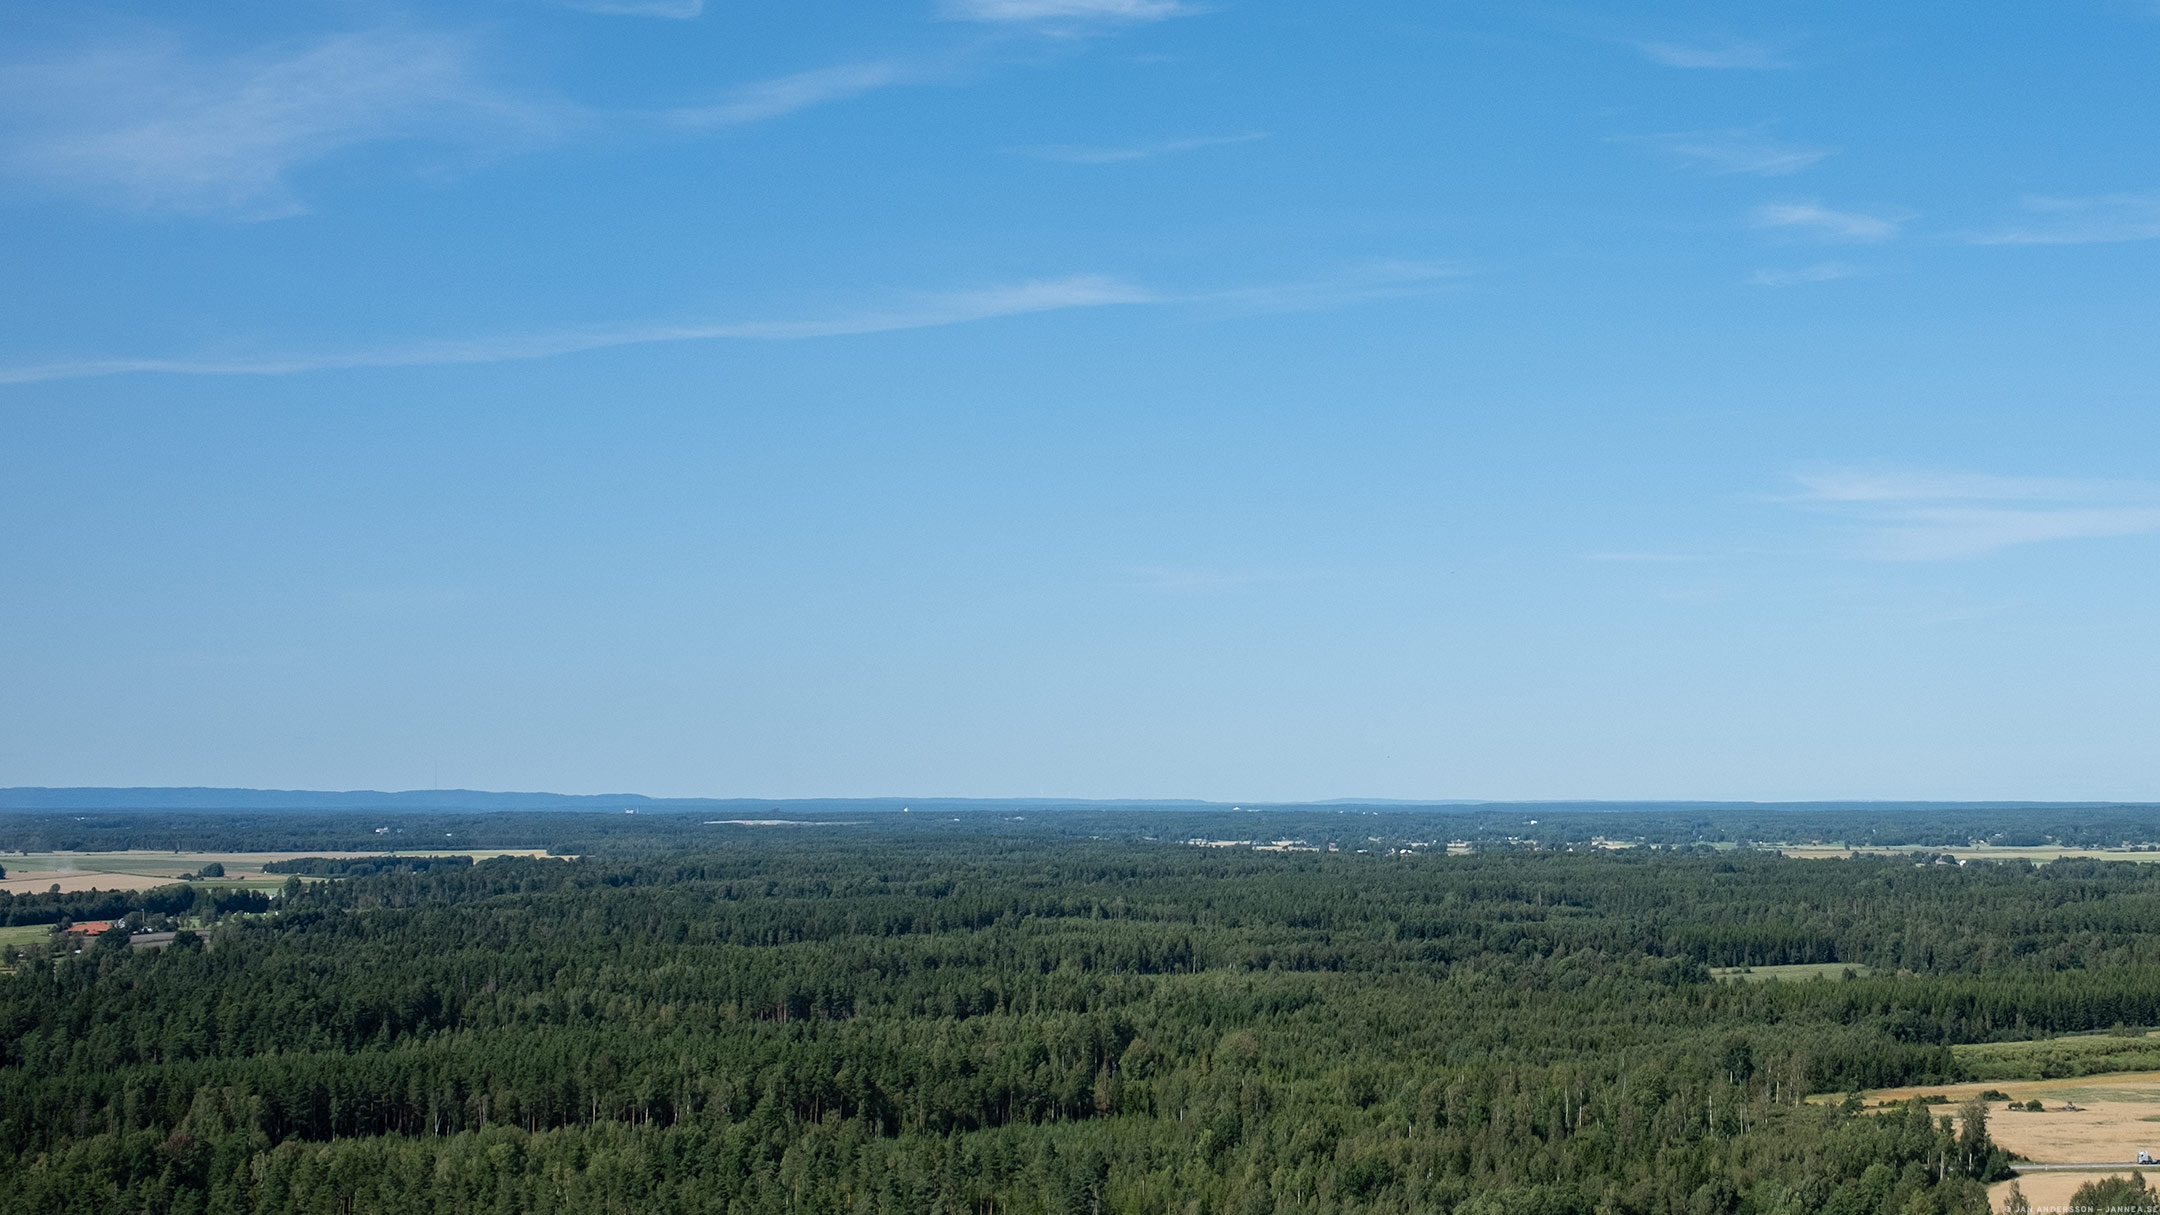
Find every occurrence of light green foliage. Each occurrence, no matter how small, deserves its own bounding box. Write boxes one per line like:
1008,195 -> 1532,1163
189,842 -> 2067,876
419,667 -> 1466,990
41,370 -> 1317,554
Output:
1957,1031 -> 2160,1081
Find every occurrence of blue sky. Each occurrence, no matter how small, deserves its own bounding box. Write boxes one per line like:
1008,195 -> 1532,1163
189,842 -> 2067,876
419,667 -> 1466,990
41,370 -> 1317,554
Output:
3,0 -> 2158,800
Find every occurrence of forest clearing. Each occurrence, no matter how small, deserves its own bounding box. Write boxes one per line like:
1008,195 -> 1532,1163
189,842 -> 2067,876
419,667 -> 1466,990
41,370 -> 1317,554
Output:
1839,1073 -> 2160,1209
1711,962 -> 1874,982
1856,1073 -> 2160,1161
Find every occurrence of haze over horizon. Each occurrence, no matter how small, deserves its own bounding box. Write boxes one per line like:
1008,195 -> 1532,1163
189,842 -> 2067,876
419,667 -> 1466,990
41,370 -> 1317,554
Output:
5,786 -> 2157,812
5,1 -> 2158,801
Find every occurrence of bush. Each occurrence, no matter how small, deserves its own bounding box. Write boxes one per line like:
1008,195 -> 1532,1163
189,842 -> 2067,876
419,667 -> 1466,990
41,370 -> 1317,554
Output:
2071,1173 -> 2156,1207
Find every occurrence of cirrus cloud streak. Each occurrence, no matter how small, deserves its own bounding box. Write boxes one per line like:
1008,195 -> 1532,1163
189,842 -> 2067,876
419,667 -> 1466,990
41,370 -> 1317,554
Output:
945,0 -> 1190,22
1754,202 -> 1903,242
0,277 -> 1155,385
1968,192 -> 2160,246
0,30 -> 568,218
1790,469 -> 2160,560
0,263 -> 1462,385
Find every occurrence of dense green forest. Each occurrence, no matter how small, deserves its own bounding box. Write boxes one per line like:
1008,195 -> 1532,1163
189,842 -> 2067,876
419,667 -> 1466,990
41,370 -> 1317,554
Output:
12,817 -> 2160,1212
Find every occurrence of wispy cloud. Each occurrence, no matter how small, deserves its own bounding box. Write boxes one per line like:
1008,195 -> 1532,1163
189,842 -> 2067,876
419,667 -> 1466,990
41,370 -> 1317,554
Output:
0,261 -> 1461,385
1789,468 -> 2160,560
1125,567 -> 1308,592
1754,202 -> 1902,242
1189,261 -> 1465,315
0,276 -> 1156,385
1797,470 -> 2113,502
1630,38 -> 1788,70
0,31 -> 566,218
1584,552 -> 1703,564
552,0 -> 703,16
1749,262 -> 1866,286
668,61 -> 916,128
1967,192 -> 2160,246
1011,131 -> 1266,164
945,0 -> 1190,23
664,0 -> 1191,132
1625,127 -> 1830,177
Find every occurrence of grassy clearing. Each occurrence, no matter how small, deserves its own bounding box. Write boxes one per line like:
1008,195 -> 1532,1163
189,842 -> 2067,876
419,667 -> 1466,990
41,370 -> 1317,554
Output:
0,923 -> 54,947
1957,1032 -> 2160,1082
1712,962 -> 1873,982
1809,1039 -> 2160,1104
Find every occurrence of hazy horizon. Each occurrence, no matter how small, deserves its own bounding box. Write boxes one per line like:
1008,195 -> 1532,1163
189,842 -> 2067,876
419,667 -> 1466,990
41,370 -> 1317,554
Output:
2,785 -> 2151,811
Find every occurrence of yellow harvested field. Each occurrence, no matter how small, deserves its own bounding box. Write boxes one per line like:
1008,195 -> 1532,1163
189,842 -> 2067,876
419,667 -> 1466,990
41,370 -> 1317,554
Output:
1,870 -> 184,895
0,849 -> 555,896
1781,845 -> 2160,863
1988,1170 -> 2153,1212
1841,1073 -> 2160,1204
1710,962 -> 1871,982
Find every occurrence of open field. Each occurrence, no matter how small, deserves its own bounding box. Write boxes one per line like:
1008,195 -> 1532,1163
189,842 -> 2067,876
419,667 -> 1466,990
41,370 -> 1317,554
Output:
1,869 -> 182,895
0,849 -> 554,896
1838,1071 -> 2160,1204
1710,962 -> 1873,982
1988,1169 -> 2156,1212
1780,844 -> 2160,863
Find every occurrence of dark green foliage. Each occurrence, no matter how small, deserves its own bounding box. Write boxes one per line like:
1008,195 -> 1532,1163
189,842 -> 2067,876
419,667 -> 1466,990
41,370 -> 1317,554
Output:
6,834 -> 2153,1213
0,884 -> 269,928
263,855 -> 474,877
2069,1172 -> 2157,1207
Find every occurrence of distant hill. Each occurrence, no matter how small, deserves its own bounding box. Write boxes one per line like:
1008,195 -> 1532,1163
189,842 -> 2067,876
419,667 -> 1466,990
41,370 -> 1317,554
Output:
0,787 -> 738,811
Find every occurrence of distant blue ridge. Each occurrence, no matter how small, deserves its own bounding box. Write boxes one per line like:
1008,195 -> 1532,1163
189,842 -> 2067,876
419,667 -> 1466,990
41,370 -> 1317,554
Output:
0,788 -> 1216,812
0,788 -> 2139,812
